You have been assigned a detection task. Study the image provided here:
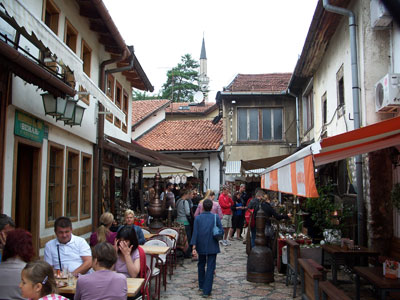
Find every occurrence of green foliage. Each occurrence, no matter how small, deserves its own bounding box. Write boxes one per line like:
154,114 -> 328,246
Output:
391,183 -> 400,210
305,181 -> 352,237
132,89 -> 162,101
161,54 -> 200,102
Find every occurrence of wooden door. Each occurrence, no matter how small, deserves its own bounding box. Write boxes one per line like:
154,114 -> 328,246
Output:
15,142 -> 40,255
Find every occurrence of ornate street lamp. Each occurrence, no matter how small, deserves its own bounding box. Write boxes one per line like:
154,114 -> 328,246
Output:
41,93 -> 67,117
64,103 -> 85,126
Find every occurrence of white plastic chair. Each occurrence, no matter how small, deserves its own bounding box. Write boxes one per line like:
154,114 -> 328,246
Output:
136,265 -> 151,300
141,228 -> 151,235
144,239 -> 167,299
159,228 -> 179,269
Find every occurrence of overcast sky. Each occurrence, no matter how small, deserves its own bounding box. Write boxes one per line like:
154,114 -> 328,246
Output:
103,0 -> 319,101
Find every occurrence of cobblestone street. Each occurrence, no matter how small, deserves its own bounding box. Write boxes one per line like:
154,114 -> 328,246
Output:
159,232 -> 388,300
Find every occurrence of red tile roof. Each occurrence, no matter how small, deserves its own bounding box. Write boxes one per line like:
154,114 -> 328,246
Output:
166,102 -> 218,115
224,73 -> 292,92
137,119 -> 223,151
131,99 -> 170,125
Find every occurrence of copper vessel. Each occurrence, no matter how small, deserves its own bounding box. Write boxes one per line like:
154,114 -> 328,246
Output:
147,170 -> 166,229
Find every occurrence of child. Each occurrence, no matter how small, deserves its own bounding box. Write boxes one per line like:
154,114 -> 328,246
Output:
20,260 -> 68,300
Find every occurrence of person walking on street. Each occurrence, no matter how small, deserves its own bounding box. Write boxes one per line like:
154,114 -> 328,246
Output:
218,185 -> 233,246
194,190 -> 223,219
176,189 -> 194,258
191,199 -> 222,298
229,192 -> 245,240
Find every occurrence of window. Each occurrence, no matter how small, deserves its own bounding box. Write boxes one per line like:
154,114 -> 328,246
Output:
336,65 -> 345,107
64,19 -> 78,53
79,85 -> 89,105
46,142 -> 64,227
80,153 -> 92,219
322,92 -> 327,125
115,81 -> 122,108
302,82 -> 314,133
65,148 -> 79,220
114,117 -> 121,128
122,90 -> 129,133
43,0 -> 60,35
106,74 -> 114,123
237,107 -> 283,141
81,39 -> 91,77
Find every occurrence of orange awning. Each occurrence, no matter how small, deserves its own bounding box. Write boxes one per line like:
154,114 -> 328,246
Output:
314,115 -> 400,166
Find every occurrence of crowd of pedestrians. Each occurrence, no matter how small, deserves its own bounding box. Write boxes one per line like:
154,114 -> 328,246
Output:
0,183 -> 287,300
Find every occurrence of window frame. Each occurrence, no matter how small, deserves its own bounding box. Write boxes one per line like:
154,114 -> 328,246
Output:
64,18 -> 78,53
122,89 -> 129,133
42,0 -> 60,35
302,79 -> 314,134
81,39 -> 92,77
336,64 -> 345,118
237,107 -> 284,142
106,74 -> 114,123
322,92 -> 328,125
80,153 -> 92,220
65,147 -> 79,221
45,141 -> 64,228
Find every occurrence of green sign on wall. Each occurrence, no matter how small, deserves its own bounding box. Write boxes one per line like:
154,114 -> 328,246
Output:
14,110 -> 44,143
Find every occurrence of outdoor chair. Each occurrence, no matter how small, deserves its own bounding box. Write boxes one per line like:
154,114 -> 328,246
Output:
144,238 -> 168,298
136,265 -> 151,300
141,228 -> 151,235
286,239 -> 300,298
158,228 -> 179,270
319,280 -> 351,300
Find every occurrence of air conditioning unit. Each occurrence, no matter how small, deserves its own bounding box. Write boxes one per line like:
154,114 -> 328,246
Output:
370,0 -> 392,29
375,73 -> 400,113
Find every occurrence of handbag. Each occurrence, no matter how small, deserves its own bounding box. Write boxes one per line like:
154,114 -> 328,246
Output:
212,214 -> 223,241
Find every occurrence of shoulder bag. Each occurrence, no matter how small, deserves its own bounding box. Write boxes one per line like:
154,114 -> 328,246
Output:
213,214 -> 224,241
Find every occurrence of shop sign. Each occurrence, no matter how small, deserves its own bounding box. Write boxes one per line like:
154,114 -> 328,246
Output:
14,110 -> 44,143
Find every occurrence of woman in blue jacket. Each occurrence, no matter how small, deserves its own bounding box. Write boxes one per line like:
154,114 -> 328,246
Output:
191,199 -> 222,298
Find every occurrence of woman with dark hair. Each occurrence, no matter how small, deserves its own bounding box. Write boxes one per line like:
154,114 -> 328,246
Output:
114,226 -> 142,278
229,191 -> 245,240
74,242 -> 127,300
0,228 -> 35,299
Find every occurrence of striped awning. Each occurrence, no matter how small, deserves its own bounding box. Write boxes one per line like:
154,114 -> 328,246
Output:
261,115 -> 400,198
225,161 -> 241,175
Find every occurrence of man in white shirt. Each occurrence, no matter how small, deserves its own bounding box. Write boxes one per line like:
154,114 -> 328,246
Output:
44,217 -> 92,275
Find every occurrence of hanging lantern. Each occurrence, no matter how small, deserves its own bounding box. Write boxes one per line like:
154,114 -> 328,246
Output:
41,93 -> 67,117
64,104 -> 85,126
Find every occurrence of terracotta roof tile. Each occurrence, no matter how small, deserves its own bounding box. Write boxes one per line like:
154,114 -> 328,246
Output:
137,120 -> 223,151
166,102 -> 218,115
132,99 -> 170,125
224,73 -> 292,92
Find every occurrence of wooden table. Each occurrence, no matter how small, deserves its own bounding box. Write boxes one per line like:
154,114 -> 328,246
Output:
141,245 -> 170,255
322,244 -> 379,284
354,266 -> 400,300
144,233 -> 176,240
58,277 -> 144,297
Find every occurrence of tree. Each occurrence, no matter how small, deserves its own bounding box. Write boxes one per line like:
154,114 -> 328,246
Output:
161,54 -> 200,102
132,89 -> 161,101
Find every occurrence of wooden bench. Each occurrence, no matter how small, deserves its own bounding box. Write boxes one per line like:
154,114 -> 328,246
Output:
319,280 -> 351,300
286,239 -> 300,298
298,258 -> 324,300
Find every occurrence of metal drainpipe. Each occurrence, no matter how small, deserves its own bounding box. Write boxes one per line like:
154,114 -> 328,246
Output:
217,151 -> 223,186
104,46 -> 135,91
287,88 -> 300,148
323,0 -> 364,246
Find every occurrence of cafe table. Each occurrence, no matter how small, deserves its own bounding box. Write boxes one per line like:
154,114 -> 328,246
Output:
141,245 -> 170,255
58,277 -> 144,297
144,233 -> 176,240
354,266 -> 400,300
321,244 -> 379,284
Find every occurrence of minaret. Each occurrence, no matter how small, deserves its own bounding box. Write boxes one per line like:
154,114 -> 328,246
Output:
199,36 -> 210,101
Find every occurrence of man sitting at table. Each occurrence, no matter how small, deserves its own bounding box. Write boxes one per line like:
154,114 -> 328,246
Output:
74,242 -> 127,300
44,216 -> 92,275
